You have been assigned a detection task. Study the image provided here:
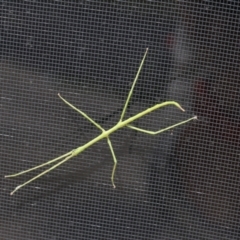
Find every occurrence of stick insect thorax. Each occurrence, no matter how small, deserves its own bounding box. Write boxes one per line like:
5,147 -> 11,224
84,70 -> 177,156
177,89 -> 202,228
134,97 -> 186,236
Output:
73,101 -> 186,156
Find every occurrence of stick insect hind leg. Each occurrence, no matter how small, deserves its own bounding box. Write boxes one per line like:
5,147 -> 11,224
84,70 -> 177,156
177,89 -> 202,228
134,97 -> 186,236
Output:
127,116 -> 197,135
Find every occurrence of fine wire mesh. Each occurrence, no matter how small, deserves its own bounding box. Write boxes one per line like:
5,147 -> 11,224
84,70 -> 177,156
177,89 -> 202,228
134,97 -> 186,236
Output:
1,1 -> 240,239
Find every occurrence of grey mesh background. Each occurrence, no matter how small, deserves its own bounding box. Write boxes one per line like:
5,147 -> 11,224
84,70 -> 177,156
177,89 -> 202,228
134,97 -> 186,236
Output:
1,1 -> 240,240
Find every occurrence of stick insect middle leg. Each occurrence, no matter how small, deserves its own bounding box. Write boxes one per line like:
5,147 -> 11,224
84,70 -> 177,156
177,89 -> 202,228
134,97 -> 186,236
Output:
106,48 -> 149,187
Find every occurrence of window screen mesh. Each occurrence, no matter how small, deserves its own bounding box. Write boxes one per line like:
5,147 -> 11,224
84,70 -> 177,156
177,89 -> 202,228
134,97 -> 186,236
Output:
1,1 -> 240,239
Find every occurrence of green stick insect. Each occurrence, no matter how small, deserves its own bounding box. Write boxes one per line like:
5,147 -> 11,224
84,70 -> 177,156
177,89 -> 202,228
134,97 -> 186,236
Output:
5,48 -> 197,195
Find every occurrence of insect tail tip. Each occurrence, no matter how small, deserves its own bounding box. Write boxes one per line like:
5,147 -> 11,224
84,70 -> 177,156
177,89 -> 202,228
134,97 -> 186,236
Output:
180,106 -> 185,112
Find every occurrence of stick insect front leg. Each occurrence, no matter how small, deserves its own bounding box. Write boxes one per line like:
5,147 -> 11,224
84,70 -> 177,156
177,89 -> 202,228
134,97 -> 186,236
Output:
6,94 -> 107,195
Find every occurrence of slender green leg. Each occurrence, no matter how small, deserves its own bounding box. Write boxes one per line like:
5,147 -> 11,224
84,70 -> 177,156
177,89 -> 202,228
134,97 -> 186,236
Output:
127,116 -> 197,135
5,95 -> 106,193
106,137 -> 117,188
58,94 -> 105,132
119,48 -> 148,122
109,48 -> 148,187
8,152 -> 76,195
5,151 -> 73,178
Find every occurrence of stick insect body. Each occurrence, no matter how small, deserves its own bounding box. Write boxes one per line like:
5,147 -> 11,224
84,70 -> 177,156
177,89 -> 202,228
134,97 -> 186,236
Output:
5,48 -> 197,195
